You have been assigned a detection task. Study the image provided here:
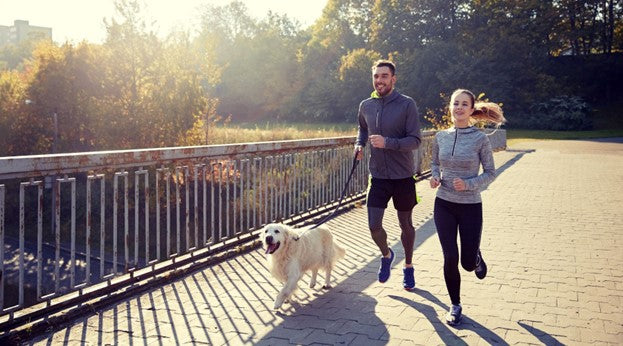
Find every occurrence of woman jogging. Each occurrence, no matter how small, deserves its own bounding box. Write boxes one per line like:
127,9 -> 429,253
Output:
430,88 -> 505,326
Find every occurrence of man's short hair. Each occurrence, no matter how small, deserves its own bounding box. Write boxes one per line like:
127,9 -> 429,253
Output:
372,59 -> 396,75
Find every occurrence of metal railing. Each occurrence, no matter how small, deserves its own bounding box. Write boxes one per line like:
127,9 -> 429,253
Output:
0,129 -> 505,325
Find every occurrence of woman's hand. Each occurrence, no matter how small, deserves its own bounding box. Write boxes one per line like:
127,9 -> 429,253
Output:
430,177 -> 440,189
453,177 -> 466,191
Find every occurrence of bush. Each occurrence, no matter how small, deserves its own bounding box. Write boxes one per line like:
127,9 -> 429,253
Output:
512,96 -> 593,130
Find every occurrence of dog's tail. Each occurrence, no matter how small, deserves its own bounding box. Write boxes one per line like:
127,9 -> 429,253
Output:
333,242 -> 346,259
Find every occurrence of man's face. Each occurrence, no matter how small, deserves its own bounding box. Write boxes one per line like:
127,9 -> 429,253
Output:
372,66 -> 396,97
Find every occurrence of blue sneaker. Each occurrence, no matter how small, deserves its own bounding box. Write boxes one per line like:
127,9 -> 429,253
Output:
378,248 -> 394,283
446,304 -> 463,326
403,267 -> 415,290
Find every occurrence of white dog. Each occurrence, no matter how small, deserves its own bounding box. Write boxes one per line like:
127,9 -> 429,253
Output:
260,223 -> 346,309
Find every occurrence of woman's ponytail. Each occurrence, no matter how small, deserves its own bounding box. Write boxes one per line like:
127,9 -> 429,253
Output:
472,102 -> 506,127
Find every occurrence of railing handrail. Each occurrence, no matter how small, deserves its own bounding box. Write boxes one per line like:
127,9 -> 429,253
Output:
0,136 -> 365,180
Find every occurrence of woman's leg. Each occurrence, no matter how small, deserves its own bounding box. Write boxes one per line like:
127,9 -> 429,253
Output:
434,198 -> 461,305
457,203 -> 483,272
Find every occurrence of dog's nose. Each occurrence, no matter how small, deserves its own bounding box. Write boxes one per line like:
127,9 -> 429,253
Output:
266,235 -> 273,244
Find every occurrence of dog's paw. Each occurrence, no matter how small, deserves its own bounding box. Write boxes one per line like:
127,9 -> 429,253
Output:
274,295 -> 285,310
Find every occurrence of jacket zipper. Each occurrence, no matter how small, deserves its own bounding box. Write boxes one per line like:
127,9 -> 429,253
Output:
451,128 -> 458,156
379,98 -> 390,176
376,99 -> 384,135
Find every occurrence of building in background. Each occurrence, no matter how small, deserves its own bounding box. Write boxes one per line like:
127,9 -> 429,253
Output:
0,20 -> 52,46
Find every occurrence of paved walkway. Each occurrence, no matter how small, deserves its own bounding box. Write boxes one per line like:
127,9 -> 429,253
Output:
18,138 -> 623,345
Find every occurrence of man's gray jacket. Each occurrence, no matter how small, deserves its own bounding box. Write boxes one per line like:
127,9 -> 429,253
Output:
356,89 -> 422,179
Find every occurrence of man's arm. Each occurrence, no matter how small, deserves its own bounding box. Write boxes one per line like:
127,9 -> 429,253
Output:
384,99 -> 421,151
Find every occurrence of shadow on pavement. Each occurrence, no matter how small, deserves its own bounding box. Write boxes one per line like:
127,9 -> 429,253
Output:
494,149 -> 534,178
391,289 -> 509,346
518,321 -> 564,346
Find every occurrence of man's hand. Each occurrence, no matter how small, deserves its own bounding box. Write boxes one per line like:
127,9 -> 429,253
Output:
354,145 -> 363,160
369,135 -> 386,148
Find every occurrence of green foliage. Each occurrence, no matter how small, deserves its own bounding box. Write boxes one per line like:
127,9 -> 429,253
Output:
2,0 -> 622,156
518,96 -> 593,131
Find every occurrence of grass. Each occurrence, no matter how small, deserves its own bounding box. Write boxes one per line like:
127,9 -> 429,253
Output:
206,122 -> 357,144
506,129 -> 623,146
206,113 -> 623,148
506,106 -> 623,146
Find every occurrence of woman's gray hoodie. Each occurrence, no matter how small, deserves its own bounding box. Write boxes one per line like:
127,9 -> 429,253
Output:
431,126 -> 496,204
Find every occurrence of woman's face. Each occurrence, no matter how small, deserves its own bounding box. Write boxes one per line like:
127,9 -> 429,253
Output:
450,92 -> 474,125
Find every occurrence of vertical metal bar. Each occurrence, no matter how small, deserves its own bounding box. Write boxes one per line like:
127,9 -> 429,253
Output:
218,162 -> 223,240
202,165 -> 207,245
0,185 -> 4,309
254,158 -> 260,229
211,162 -> 217,244
193,165 -> 199,249
156,169 -> 161,261
100,176 -> 105,279
134,171 -> 139,267
323,150 -> 328,206
175,167 -> 181,255
294,153 -> 299,215
142,170 -> 149,264
332,150 -> 337,202
233,161 -> 238,237
266,156 -> 276,222
124,172 -> 129,272
36,182 -> 43,300
306,152 -> 311,211
225,161 -> 230,238
166,170 -> 171,258
263,158 -> 268,224
238,160 -> 243,233
54,178 -> 60,293
245,159 -> 250,231
37,183 -> 42,295
184,166 -> 190,252
289,154 -> 294,218
19,182 -> 25,306
113,173 -> 118,275
281,155 -> 286,219
86,177 -> 92,285
69,177 -> 76,289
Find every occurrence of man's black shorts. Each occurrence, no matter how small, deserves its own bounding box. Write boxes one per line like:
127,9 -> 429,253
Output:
366,176 -> 417,211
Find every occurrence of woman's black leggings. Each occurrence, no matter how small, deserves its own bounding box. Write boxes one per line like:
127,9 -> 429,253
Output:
434,197 -> 483,305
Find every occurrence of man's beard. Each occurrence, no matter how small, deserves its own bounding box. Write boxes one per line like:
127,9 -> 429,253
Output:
375,83 -> 392,96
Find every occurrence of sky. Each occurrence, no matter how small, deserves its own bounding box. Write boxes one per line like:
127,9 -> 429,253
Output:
1,0 -> 327,44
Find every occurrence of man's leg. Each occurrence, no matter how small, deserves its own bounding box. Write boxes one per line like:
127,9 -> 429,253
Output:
397,210 -> 415,265
368,207 -> 389,256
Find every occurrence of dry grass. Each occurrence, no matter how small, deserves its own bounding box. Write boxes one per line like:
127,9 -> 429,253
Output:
205,123 -> 358,144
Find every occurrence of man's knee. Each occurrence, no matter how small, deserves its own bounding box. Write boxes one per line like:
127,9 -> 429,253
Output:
397,210 -> 414,231
368,207 -> 385,233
